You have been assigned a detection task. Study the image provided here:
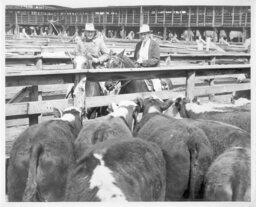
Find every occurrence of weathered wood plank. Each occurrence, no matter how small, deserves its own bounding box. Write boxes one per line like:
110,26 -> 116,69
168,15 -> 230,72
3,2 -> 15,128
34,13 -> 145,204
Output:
186,71 -> 196,101
6,64 -> 250,86
7,87 -> 31,103
28,86 -> 39,125
5,82 -> 250,117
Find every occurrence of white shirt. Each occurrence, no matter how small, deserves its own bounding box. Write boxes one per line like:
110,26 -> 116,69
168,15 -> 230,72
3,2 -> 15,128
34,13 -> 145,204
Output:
138,39 -> 150,61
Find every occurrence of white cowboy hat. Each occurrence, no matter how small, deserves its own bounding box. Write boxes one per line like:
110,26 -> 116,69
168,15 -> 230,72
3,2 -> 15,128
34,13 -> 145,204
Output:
83,23 -> 96,31
137,24 -> 152,34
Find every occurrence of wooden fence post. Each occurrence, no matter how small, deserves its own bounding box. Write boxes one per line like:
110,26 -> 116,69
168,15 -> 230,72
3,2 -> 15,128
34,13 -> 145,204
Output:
73,74 -> 87,115
35,57 -> 43,70
208,79 -> 215,101
186,71 -> 195,101
29,85 -> 39,125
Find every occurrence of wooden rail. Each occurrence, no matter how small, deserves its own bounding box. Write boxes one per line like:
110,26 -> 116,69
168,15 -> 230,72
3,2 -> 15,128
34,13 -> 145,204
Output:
6,64 -> 250,123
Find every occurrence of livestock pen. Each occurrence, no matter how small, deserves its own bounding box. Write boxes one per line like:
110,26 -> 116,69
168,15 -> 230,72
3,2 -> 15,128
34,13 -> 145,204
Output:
5,64 -> 250,157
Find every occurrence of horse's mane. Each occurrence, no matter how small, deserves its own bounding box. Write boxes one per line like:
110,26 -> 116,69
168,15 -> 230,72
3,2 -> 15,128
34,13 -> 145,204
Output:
119,55 -> 135,68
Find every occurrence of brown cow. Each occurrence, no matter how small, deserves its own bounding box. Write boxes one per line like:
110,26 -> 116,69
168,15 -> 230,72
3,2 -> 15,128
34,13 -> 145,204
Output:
7,107 -> 83,202
134,97 -> 213,200
167,97 -> 251,133
74,100 -> 141,159
204,147 -> 250,201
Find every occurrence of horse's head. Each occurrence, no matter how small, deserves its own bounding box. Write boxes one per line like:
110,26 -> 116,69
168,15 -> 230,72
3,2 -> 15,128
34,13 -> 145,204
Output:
106,50 -> 126,69
105,50 -> 136,92
73,55 -> 91,69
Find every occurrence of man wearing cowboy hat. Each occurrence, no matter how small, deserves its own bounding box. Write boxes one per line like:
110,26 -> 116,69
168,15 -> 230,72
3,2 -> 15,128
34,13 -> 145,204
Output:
134,24 -> 160,67
75,23 -> 110,65
134,24 -> 162,91
75,23 -> 110,94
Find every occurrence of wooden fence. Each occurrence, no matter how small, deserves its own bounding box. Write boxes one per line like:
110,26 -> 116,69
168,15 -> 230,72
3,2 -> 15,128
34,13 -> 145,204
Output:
6,64 -> 250,125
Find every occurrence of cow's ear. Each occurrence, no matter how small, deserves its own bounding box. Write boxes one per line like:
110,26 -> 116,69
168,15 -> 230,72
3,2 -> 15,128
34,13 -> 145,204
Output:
134,97 -> 144,112
108,102 -> 119,113
117,49 -> 125,58
161,98 -> 174,111
53,107 -> 62,118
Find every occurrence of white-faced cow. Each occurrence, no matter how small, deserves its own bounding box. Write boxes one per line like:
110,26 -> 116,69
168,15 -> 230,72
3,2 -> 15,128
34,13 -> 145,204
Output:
7,107 -> 83,202
166,97 -> 250,133
65,136 -> 166,201
74,100 -> 141,159
134,97 -> 213,201
204,147 -> 250,201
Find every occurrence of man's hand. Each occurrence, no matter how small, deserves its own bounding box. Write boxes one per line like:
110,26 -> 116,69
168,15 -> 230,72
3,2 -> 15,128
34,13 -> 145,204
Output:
136,58 -> 143,64
92,57 -> 100,64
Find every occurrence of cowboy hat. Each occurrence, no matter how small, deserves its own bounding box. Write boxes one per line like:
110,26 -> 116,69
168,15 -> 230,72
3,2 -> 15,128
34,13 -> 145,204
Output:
137,24 -> 152,34
83,23 -> 96,31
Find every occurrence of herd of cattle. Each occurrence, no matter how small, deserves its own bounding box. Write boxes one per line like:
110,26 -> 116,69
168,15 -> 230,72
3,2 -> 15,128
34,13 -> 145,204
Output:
6,94 -> 251,202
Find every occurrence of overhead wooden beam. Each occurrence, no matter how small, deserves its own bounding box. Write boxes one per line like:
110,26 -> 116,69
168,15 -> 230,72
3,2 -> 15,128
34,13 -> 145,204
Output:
196,7 -> 199,26
204,7 -> 206,26
221,7 -> 224,26
232,7 -> 235,26
212,6 -> 215,27
155,9 -> 157,24
172,8 -> 174,25
188,7 -> 191,27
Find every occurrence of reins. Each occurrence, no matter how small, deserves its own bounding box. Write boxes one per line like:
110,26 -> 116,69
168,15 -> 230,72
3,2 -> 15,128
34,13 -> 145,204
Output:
107,55 -> 134,90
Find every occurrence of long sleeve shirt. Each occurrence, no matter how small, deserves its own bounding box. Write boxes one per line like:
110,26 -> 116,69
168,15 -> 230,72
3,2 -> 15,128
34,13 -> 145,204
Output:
75,37 -> 110,64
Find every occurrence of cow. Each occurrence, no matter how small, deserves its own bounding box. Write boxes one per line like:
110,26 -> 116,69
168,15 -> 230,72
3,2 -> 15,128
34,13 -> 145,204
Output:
229,31 -> 243,42
133,97 -> 213,201
74,100 -> 141,159
231,74 -> 251,104
7,107 -> 83,202
65,138 -> 166,201
142,95 -> 250,157
166,97 -> 251,133
204,147 -> 250,201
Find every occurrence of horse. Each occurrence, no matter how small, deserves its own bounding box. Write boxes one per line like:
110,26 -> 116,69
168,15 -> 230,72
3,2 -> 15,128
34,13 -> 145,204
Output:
66,55 -> 105,119
105,51 -> 173,94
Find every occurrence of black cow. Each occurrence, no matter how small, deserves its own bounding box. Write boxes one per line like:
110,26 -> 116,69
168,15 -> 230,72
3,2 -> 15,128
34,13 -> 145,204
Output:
74,100 -> 141,159
134,109 -> 213,200
178,118 -> 250,160
65,138 -> 166,201
7,107 -> 83,202
204,147 -> 250,201
138,96 -> 250,200
166,97 -> 251,133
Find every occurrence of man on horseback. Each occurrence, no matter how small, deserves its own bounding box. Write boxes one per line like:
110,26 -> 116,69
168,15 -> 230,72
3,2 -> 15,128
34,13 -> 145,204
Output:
75,23 -> 110,94
134,24 -> 163,91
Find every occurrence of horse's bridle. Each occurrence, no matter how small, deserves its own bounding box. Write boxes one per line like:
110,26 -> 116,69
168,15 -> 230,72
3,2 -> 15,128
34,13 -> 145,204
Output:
107,56 -> 132,90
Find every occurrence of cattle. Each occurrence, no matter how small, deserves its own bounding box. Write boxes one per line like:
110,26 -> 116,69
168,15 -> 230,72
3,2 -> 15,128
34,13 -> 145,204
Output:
204,147 -> 250,201
134,97 -> 213,200
65,136 -> 166,201
229,31 -> 243,42
231,75 -> 251,104
166,97 -> 251,133
7,107 -> 83,202
74,100 -> 141,159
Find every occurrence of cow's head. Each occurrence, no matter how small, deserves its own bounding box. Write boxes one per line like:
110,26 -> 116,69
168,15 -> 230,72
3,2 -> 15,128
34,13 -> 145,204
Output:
53,106 -> 83,137
163,95 -> 190,118
108,99 -> 142,132
141,95 -> 174,115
